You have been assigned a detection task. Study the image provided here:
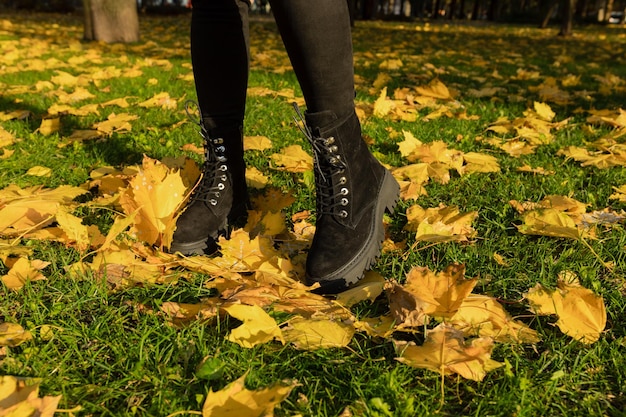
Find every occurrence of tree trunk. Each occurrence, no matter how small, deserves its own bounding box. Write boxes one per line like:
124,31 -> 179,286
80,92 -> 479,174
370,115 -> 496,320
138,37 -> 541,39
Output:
558,0 -> 575,35
540,0 -> 558,28
472,0 -> 481,19
83,0 -> 139,43
604,0 -> 615,22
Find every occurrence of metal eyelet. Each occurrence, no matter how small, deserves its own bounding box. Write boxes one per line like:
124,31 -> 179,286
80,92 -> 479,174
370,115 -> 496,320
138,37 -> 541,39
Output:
326,137 -> 335,145
341,198 -> 349,206
216,145 -> 226,153
220,175 -> 227,181
213,138 -> 224,144
329,157 -> 338,164
339,177 -> 347,185
339,210 -> 348,218
217,183 -> 225,190
210,199 -> 218,206
214,192 -> 220,198
340,187 -> 349,195
330,145 -> 338,153
219,165 -> 228,171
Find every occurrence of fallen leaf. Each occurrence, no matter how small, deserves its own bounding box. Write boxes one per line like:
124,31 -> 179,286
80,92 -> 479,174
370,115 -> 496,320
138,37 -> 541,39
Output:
223,303 -> 284,348
202,373 -> 295,417
525,274 -> 606,344
0,375 -> 61,417
282,316 -> 355,350
394,324 -> 503,381
0,322 -> 33,347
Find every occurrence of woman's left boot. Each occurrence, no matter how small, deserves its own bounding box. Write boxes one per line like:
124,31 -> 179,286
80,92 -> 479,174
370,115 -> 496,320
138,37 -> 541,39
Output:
298,107 -> 400,294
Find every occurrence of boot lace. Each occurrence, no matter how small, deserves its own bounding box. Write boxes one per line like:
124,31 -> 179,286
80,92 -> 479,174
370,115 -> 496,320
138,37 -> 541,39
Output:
186,101 -> 228,207
293,104 -> 350,219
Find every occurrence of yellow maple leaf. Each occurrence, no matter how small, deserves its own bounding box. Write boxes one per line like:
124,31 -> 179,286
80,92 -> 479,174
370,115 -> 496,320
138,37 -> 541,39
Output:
533,101 -> 556,121
245,166 -> 269,189
0,375 -> 61,417
223,303 -> 284,348
92,112 -> 138,134
460,152 -> 500,175
138,92 -> 177,109
518,208 -> 590,240
400,264 -> 477,319
449,294 -> 540,343
1,257 -> 49,291
201,373 -> 295,417
415,78 -> 452,100
55,206 -> 94,251
282,316 -> 355,350
119,156 -> 188,248
0,322 -> 33,347
25,166 -> 52,177
335,271 -> 386,307
373,87 -> 396,118
0,126 -> 16,148
404,204 -> 478,242
525,274 -> 606,344
37,118 -> 60,136
394,324 -> 503,381
269,144 -> 313,173
244,135 -> 273,151
218,229 -> 279,271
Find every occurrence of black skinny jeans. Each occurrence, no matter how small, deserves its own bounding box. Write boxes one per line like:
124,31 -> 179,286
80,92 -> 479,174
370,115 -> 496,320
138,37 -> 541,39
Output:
191,0 -> 356,132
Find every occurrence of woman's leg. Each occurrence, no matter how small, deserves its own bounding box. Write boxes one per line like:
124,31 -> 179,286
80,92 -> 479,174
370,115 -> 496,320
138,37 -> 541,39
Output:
170,0 -> 250,255
269,0 -> 400,293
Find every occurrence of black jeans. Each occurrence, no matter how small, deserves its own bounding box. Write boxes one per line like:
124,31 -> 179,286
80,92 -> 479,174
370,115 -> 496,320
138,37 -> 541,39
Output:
190,0 -> 355,131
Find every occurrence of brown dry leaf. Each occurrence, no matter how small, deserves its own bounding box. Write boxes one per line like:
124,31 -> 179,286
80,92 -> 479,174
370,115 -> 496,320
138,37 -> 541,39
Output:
404,204 -> 478,243
269,144 -> 313,173
0,322 -> 33,347
201,373 -> 295,417
119,155 -> 188,248
399,264 -> 477,319
1,257 -> 50,291
282,316 -> 355,350
223,303 -> 284,348
449,294 -> 540,343
394,324 -> 503,381
0,375 -> 62,417
525,274 -> 606,344
385,279 -> 430,328
161,299 -> 220,326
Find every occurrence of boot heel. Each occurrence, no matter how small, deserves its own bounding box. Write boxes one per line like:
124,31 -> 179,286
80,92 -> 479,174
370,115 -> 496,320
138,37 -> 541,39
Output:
379,169 -> 401,215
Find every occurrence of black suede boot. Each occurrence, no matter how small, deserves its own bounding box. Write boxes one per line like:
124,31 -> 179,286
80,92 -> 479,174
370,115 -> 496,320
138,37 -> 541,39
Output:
170,115 -> 248,256
297,106 -> 400,294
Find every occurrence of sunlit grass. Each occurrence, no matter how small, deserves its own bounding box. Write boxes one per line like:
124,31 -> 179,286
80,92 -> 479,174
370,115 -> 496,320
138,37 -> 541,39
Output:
1,10 -> 625,416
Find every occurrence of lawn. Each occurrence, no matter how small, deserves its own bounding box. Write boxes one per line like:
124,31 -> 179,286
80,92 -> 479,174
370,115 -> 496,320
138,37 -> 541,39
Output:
1,10 -> 625,417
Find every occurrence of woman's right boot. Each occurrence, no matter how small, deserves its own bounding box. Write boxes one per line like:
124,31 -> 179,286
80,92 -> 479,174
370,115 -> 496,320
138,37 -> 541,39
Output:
170,119 -> 248,256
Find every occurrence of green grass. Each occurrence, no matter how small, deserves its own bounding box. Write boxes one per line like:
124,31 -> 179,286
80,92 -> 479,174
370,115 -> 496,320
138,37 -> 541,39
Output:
1,11 -> 626,417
